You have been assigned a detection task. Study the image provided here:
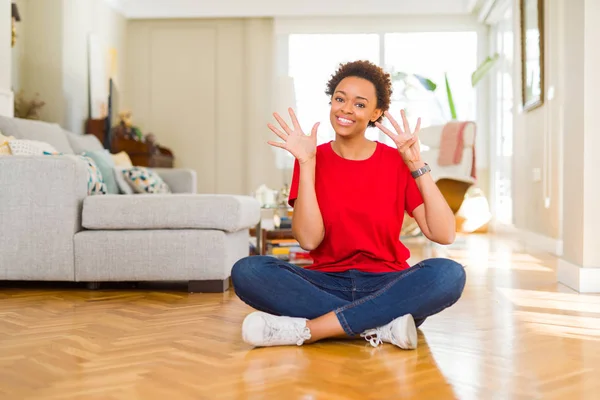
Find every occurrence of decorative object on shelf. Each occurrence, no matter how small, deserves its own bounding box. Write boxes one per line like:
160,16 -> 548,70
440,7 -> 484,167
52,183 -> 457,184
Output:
117,111 -> 143,141
11,2 -> 20,48
253,184 -> 279,208
277,183 -> 290,207
13,91 -> 45,120
520,0 -> 544,112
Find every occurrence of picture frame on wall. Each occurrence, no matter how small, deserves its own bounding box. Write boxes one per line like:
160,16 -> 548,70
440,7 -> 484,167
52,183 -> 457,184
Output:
520,0 -> 544,112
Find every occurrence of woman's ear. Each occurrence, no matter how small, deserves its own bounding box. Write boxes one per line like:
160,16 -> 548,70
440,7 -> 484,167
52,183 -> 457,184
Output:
371,109 -> 383,123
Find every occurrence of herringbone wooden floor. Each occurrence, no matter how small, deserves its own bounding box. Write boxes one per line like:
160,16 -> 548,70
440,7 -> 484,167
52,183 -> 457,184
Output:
1,234 -> 599,399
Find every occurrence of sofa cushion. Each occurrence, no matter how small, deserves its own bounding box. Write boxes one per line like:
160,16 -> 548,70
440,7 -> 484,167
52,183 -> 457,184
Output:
0,116 -> 74,154
83,149 -> 119,194
65,130 -> 104,154
9,139 -> 58,155
113,166 -> 135,194
120,166 -> 171,194
0,131 -> 14,155
82,194 -> 261,232
74,229 -> 249,281
78,155 -> 107,195
112,151 -> 133,166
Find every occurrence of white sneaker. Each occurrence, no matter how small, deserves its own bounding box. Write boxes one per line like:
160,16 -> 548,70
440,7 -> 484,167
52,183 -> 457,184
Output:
242,311 -> 312,347
360,314 -> 418,350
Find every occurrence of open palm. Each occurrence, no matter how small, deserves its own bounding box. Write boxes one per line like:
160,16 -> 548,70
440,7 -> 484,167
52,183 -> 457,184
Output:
375,109 -> 422,165
267,108 -> 319,165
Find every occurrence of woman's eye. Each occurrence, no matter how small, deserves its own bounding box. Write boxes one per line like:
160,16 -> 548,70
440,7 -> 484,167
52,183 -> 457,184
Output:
356,103 -> 365,108
335,97 -> 343,102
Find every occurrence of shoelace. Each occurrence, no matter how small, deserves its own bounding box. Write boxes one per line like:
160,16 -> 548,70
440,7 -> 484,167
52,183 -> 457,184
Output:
267,322 -> 311,346
361,328 -> 384,348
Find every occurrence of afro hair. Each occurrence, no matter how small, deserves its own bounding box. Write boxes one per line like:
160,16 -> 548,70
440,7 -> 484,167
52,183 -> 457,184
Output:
325,60 -> 392,127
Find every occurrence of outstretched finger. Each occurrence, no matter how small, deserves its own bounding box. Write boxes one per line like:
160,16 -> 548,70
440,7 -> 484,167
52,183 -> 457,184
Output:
375,121 -> 398,141
267,140 -> 286,149
413,117 -> 422,136
401,109 -> 411,135
267,123 -> 287,142
273,112 -> 292,135
310,122 -> 320,136
289,108 -> 301,131
384,111 -> 404,135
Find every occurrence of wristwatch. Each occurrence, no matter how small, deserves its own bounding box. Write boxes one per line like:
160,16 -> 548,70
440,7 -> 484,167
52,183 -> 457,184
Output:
411,163 -> 431,179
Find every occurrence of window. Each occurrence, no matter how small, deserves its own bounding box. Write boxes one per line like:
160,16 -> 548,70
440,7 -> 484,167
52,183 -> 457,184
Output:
282,31 -> 479,166
288,34 -> 380,145
383,32 -> 478,146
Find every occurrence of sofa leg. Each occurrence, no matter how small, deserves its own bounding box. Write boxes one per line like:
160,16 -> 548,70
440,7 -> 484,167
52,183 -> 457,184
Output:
188,278 -> 229,293
86,282 -> 100,290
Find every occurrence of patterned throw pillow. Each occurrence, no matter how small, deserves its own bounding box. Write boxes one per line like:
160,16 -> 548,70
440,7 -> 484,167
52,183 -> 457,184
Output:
0,131 -> 15,155
78,155 -> 107,195
83,150 -> 119,194
9,139 -> 58,155
43,151 -> 107,196
121,166 -> 171,194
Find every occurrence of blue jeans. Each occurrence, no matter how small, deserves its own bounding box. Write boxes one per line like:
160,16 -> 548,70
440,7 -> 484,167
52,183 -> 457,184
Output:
231,256 -> 466,336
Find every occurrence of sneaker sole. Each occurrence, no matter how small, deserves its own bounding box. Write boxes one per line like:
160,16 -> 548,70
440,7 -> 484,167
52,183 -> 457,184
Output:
241,311 -> 265,346
404,314 -> 418,350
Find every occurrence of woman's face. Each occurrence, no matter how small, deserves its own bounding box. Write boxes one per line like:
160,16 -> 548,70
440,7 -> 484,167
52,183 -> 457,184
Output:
329,76 -> 382,138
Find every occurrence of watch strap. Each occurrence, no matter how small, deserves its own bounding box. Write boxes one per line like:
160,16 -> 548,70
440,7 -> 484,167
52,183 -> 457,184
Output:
411,163 -> 431,179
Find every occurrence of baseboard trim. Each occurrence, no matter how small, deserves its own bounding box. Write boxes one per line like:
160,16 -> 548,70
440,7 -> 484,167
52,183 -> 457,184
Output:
519,229 -> 563,256
557,259 -> 600,293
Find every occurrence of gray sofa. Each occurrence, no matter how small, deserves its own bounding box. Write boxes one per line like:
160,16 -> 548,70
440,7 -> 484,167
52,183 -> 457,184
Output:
0,116 -> 260,292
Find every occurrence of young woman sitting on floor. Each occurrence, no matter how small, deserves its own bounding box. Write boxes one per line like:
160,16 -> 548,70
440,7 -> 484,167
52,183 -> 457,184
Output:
231,60 -> 466,350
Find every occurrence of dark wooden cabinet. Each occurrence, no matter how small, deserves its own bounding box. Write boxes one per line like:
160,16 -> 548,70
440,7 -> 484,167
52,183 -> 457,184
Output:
86,118 -> 174,168
110,135 -> 174,168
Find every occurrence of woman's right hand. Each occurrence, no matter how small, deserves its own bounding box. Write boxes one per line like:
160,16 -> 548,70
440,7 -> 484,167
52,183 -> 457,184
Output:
267,108 -> 319,165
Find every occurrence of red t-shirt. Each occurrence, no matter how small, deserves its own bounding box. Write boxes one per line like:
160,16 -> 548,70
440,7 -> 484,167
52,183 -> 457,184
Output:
288,141 -> 424,273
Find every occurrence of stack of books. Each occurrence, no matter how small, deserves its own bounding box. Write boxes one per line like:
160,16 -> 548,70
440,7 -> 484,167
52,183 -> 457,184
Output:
269,239 -> 313,265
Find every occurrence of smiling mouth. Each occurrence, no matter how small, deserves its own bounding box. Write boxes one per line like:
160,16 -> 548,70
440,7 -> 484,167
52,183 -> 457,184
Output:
336,116 -> 355,126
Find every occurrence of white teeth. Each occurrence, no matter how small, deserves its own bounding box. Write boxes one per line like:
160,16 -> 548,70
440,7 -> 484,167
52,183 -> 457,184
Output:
338,117 -> 353,124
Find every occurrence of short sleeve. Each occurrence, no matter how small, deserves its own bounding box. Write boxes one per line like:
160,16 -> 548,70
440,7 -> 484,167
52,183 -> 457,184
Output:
404,167 -> 424,217
288,158 -> 300,207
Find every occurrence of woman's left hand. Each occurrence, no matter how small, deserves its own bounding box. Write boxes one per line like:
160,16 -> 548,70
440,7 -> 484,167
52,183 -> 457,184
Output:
375,109 -> 423,170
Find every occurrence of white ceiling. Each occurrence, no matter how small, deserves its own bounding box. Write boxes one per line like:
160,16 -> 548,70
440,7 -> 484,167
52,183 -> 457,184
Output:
105,0 -> 481,19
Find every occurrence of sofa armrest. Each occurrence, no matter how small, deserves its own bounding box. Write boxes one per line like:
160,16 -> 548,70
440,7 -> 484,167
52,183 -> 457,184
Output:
0,155 -> 89,280
153,168 -> 197,194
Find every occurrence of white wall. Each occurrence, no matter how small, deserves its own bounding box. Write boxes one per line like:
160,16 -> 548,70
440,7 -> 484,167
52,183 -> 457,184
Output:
10,0 -> 24,94
508,0 -> 600,291
13,0 -> 63,123
61,0 -> 127,133
557,0 -> 600,292
0,0 -> 13,117
511,0 -> 562,241
12,0 -> 127,133
124,18 -> 279,195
